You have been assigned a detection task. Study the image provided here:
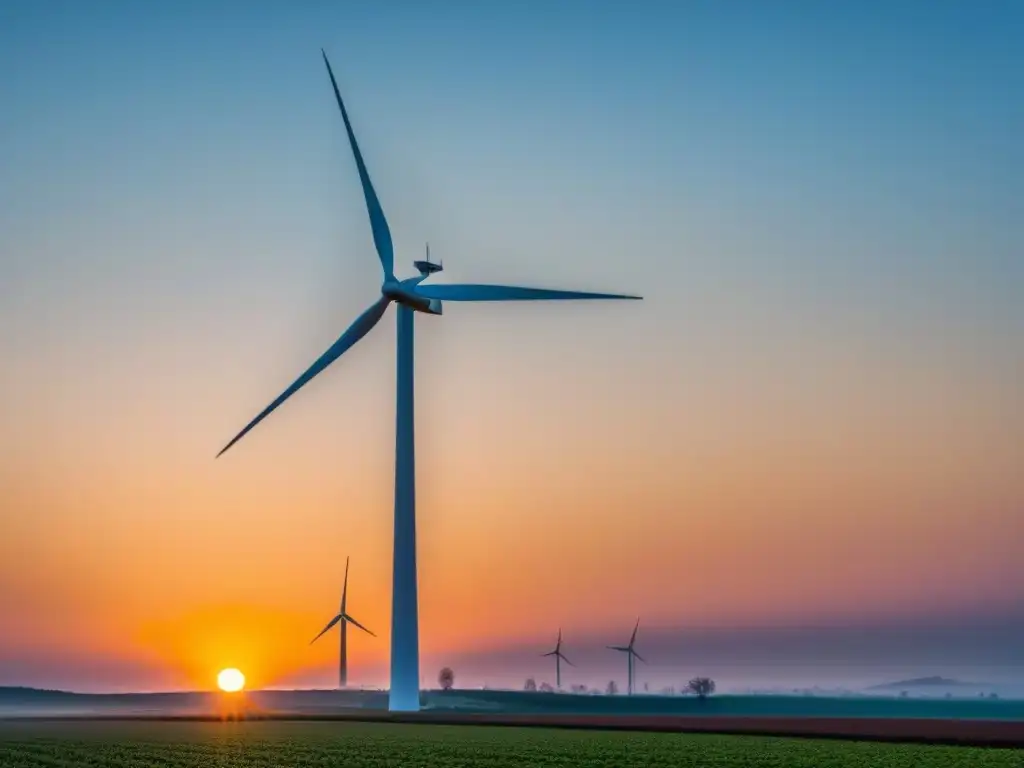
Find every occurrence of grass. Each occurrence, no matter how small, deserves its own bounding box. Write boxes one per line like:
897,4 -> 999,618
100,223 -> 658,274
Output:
0,720 -> 1019,767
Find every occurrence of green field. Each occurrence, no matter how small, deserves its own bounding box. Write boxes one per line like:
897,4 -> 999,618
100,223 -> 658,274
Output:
0,721 -> 1018,767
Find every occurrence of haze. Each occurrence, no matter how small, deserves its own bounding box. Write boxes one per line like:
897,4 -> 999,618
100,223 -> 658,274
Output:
0,1 -> 1021,693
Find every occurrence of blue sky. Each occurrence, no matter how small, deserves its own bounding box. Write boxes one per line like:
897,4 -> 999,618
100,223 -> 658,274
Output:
2,1 -> 1020,363
0,1 -> 1021,691
3,1 -> 1021,315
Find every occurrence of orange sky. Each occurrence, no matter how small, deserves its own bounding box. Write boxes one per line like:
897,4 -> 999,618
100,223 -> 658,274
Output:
2,301 -> 1021,691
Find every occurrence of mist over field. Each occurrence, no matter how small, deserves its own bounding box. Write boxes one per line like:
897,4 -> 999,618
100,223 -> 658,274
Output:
5,612 -> 1020,697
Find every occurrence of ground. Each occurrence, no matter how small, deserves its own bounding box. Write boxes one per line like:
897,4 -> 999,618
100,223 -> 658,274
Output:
0,720 -> 1019,767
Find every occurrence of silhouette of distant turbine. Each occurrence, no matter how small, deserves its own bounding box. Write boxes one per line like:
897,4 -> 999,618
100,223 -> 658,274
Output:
541,628 -> 574,689
608,618 -> 646,695
216,50 -> 642,713
309,556 -> 375,689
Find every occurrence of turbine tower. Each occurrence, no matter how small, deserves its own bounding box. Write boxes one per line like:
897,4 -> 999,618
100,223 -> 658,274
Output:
216,50 -> 642,712
608,618 -> 646,695
310,556 -> 376,689
541,628 -> 574,689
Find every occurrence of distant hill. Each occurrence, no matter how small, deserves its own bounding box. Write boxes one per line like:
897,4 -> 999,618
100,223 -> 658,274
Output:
868,676 -> 984,690
0,687 -> 76,699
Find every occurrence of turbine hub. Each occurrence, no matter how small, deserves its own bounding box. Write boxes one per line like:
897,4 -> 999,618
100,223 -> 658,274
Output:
381,281 -> 404,303
382,281 -> 442,316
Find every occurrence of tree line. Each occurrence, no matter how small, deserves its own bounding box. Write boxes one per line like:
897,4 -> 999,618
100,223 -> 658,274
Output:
437,667 -> 716,699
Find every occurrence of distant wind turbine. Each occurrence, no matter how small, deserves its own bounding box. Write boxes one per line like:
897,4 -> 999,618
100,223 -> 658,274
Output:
541,629 -> 574,689
608,618 -> 645,695
216,50 -> 642,712
310,556 -> 375,689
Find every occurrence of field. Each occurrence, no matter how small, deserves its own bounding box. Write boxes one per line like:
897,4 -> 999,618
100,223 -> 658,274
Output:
1,720 -> 1021,767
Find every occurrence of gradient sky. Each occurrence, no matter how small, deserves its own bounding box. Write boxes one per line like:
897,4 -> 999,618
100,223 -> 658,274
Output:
1,1 -> 1021,693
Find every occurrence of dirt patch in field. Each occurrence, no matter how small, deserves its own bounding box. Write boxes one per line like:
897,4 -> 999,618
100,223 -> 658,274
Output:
406,712 -> 1024,748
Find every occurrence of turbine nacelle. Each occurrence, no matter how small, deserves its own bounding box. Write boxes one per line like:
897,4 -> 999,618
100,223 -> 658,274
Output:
413,243 -> 443,277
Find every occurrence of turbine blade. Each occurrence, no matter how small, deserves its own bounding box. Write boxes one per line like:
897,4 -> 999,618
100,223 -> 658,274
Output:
321,50 -> 395,280
216,297 -> 389,458
341,556 -> 350,612
559,653 -> 575,667
629,618 -> 639,646
343,613 -> 376,637
310,614 -> 342,644
608,645 -> 629,652
413,283 -> 642,302
632,650 -> 647,664
542,651 -> 557,657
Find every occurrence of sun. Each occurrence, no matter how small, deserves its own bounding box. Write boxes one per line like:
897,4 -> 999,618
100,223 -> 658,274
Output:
217,668 -> 246,693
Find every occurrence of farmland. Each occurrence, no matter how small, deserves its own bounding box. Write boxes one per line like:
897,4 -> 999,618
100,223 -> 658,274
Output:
0,720 -> 1020,767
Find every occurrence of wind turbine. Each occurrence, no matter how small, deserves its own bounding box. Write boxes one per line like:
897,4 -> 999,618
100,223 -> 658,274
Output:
216,50 -> 642,713
608,618 -> 646,695
309,556 -> 375,689
541,628 -> 574,689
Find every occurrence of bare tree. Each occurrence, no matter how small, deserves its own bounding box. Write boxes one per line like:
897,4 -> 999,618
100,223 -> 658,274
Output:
571,684 -> 588,694
539,682 -> 554,693
688,677 -> 715,699
606,680 -> 619,696
524,678 -> 537,692
438,667 -> 455,691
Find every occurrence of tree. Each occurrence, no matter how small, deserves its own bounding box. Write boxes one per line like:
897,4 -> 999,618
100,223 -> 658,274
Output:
438,667 -> 454,691
606,680 -> 619,696
539,682 -> 554,693
524,678 -> 537,692
571,684 -> 588,694
688,677 -> 715,699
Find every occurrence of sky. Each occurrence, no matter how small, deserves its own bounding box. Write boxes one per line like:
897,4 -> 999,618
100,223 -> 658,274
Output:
0,1 -> 1021,693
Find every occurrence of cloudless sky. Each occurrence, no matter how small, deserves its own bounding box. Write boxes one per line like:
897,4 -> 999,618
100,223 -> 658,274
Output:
1,0 -> 1021,691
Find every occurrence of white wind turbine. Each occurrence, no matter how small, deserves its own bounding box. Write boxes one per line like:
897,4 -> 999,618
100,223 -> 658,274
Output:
608,618 -> 646,695
541,628 -> 574,690
309,556 -> 375,689
217,50 -> 642,712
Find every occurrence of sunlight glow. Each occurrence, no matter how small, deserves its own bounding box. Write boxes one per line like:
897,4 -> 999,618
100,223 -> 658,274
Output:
217,667 -> 245,692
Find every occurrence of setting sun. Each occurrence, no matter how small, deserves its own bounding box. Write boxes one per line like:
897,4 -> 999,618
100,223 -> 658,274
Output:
217,668 -> 245,693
